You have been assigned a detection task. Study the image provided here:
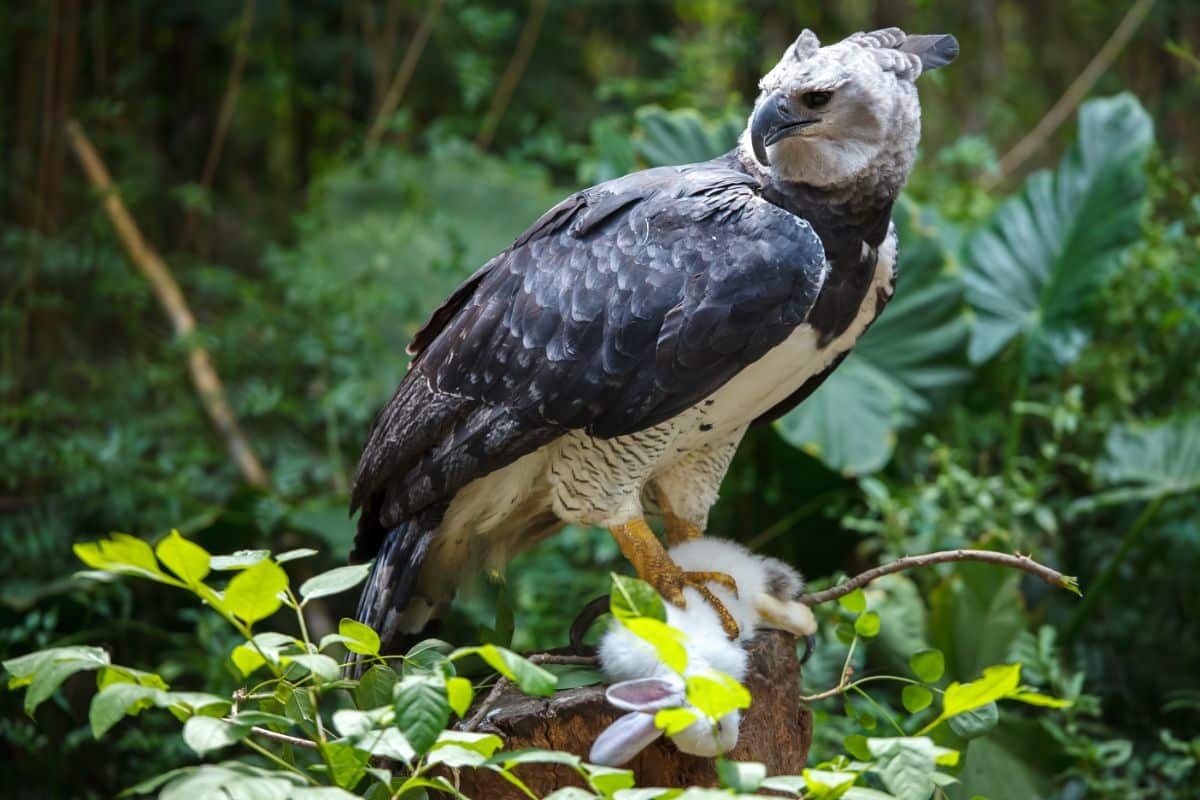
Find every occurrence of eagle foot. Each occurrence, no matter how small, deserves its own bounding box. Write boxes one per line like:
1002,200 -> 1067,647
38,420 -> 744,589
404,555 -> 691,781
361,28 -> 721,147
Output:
651,566 -> 741,639
608,519 -> 741,639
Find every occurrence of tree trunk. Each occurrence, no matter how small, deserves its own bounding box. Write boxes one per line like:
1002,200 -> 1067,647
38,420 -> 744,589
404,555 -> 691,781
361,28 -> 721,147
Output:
452,631 -> 812,797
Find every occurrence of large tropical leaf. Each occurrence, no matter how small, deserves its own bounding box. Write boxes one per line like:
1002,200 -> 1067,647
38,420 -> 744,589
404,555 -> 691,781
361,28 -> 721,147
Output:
1074,415 -> 1200,512
775,200 -> 971,475
632,105 -> 743,167
964,93 -> 1154,370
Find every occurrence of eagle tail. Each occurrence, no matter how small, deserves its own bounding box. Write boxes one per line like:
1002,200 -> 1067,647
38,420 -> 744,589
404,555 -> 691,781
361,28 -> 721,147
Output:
351,505 -> 445,675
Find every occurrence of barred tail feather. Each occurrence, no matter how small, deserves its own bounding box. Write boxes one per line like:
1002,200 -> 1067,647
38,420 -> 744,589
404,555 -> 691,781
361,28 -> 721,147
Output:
351,506 -> 445,674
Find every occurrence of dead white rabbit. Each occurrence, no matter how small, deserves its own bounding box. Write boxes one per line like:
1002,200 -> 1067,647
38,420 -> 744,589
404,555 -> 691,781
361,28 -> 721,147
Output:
589,538 -> 817,766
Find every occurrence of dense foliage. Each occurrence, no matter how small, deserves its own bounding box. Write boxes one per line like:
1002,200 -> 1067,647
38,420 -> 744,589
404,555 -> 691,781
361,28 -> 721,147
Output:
3,1 -> 1199,798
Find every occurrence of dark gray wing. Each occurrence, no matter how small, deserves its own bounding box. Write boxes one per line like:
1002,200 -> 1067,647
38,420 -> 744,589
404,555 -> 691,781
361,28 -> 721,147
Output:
350,162 -> 826,560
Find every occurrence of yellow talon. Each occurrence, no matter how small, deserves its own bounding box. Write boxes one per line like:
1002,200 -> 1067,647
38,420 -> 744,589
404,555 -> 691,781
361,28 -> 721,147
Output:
608,519 -> 741,639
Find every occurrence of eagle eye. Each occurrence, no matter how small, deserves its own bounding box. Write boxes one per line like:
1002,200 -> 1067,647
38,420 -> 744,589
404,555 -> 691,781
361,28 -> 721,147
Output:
802,91 -> 832,109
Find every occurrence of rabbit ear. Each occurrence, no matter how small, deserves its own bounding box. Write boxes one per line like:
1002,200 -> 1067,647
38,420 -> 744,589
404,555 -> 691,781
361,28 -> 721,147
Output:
605,677 -> 686,712
589,712 -> 664,766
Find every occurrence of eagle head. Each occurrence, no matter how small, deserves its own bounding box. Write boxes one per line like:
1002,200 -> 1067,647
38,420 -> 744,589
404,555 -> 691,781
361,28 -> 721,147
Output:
746,28 -> 958,189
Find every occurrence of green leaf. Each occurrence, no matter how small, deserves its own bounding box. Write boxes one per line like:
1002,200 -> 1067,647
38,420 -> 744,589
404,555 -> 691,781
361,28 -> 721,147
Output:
182,716 -> 250,756
4,645 -> 110,716
901,685 -> 933,714
543,789 -> 599,800
338,618 -> 381,657
231,643 -> 267,677
426,743 -> 488,769
685,672 -> 751,720
654,707 -> 700,735
1078,416 -> 1200,511
209,550 -> 270,570
844,734 -> 872,761
90,683 -> 163,737
800,768 -> 858,798
446,676 -> 474,717
286,653 -> 340,682
867,739 -> 935,800
633,105 -> 742,168
854,611 -> 881,638
582,763 -> 636,795
487,748 -> 582,768
74,533 -> 177,584
964,94 -> 1153,371
299,563 -> 372,602
716,759 -> 766,792
451,645 -> 557,697
947,702 -> 999,740
622,617 -> 688,674
777,200 -> 969,475
154,530 -> 211,586
393,675 -> 450,755
355,665 -> 398,709
908,649 -> 945,683
838,588 -> 867,614
1010,690 -> 1071,709
321,741 -> 371,790
609,573 -> 666,622
942,664 -> 1022,719
433,730 -> 503,758
276,548 -> 320,563
921,664 -> 1023,734
291,789 -> 361,800
223,559 -> 288,624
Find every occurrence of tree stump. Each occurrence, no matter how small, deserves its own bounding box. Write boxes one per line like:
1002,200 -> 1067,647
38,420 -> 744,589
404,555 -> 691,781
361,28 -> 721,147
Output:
453,631 -> 812,797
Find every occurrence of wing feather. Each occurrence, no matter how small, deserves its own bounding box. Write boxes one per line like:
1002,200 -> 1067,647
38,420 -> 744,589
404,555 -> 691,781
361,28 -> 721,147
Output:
352,160 -> 827,551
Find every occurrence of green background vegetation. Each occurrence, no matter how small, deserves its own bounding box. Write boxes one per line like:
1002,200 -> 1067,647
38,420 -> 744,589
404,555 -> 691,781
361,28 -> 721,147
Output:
2,1 -> 1198,797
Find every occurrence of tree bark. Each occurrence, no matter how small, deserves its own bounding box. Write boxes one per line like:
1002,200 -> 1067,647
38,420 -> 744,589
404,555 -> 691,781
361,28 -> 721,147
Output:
451,631 -> 811,798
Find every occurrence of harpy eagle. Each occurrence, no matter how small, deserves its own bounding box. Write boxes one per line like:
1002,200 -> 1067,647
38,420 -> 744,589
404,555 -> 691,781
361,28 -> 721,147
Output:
350,28 -> 958,647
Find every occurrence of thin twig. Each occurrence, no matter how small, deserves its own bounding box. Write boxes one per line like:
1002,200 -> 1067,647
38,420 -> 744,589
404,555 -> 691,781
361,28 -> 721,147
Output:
475,0 -> 548,152
65,120 -> 271,489
798,549 -> 1079,607
249,724 -> 319,750
180,0 -> 255,249
989,0 -> 1154,183
365,0 -> 443,151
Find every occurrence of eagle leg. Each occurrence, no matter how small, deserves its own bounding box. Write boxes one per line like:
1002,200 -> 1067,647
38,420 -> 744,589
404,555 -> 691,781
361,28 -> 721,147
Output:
608,519 -> 741,639
663,512 -> 704,547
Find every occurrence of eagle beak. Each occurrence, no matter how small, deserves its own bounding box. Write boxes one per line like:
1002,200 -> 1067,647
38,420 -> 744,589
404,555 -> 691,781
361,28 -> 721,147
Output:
749,90 -> 818,166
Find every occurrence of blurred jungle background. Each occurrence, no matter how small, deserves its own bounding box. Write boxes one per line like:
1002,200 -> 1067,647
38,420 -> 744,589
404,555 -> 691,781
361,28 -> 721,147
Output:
2,0 -> 1199,797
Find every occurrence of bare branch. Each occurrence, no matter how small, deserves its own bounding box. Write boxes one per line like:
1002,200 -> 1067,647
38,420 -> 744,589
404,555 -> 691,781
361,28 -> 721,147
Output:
990,0 -> 1154,183
475,0 -> 549,152
65,120 -> 271,490
798,549 -> 1080,607
365,0 -> 444,151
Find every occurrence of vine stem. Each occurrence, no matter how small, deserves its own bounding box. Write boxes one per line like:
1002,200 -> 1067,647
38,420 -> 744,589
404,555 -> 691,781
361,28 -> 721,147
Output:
243,737 -> 319,783
1063,495 -> 1165,643
798,549 -> 1079,607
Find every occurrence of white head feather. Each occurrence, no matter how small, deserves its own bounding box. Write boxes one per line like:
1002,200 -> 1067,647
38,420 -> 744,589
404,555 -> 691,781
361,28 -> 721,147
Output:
741,27 -> 957,190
